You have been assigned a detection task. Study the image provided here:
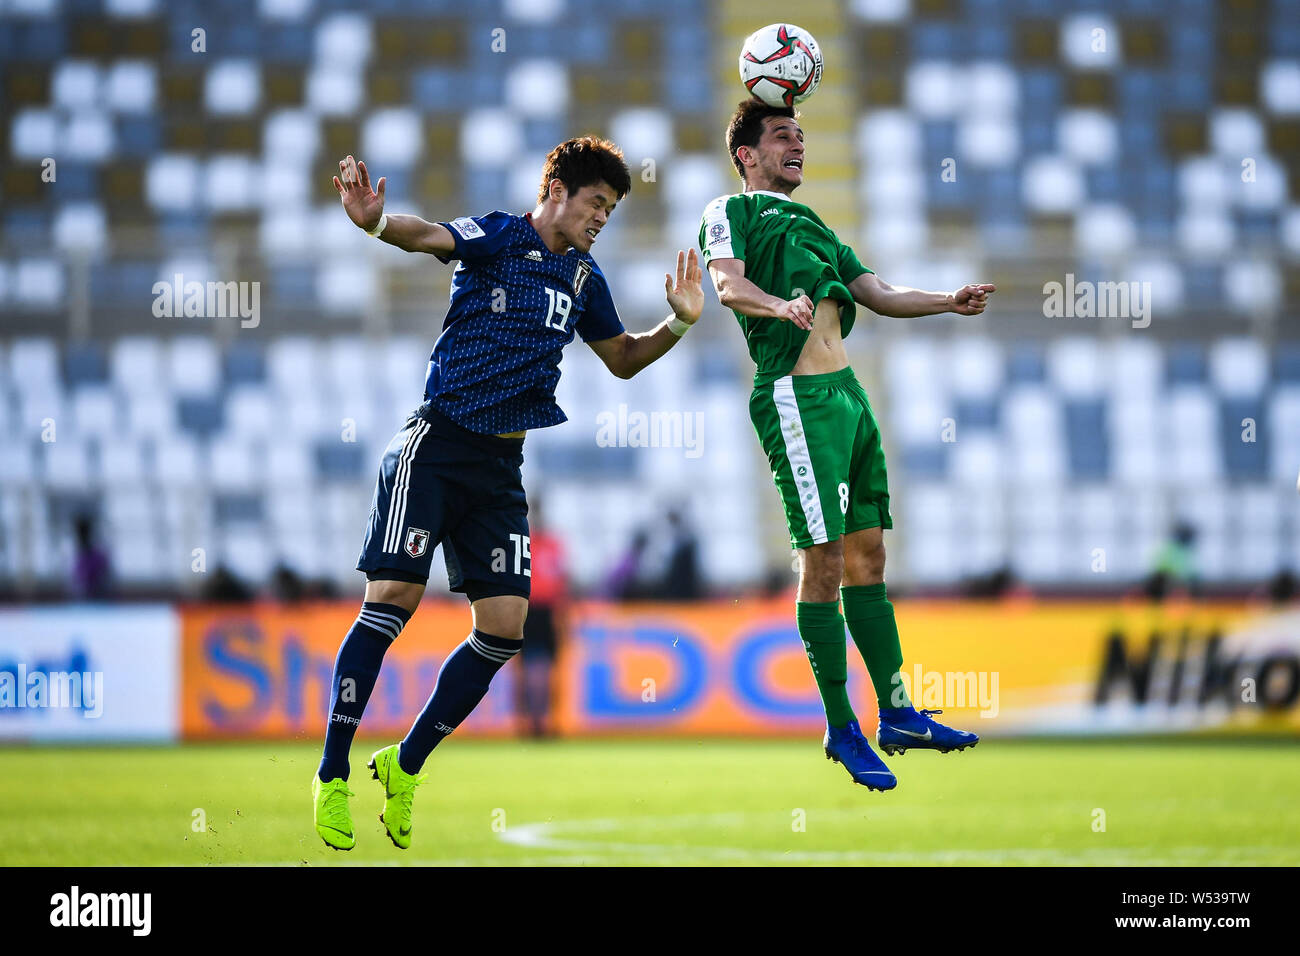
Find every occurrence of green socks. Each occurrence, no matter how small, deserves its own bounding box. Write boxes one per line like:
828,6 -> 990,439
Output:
795,600 -> 855,727
797,587 -> 911,724
841,583 -> 911,710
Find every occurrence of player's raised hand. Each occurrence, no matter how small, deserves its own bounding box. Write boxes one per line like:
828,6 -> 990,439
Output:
665,249 -> 705,324
332,154 -> 386,232
775,293 -> 814,330
949,283 -> 996,316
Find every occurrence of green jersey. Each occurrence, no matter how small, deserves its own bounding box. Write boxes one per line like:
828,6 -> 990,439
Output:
698,190 -> 873,384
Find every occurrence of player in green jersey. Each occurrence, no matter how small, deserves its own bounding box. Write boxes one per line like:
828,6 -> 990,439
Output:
700,99 -> 994,790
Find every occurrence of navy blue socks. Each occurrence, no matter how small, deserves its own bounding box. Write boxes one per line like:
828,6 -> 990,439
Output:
398,629 -> 521,774
317,602 -> 410,782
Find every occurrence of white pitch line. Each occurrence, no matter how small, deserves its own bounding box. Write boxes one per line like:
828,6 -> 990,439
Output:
494,811 -> 1289,866
214,811 -> 1292,866
224,843 -> 1288,867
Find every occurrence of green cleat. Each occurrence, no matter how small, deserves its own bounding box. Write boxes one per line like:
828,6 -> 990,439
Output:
368,744 -> 427,850
312,776 -> 356,851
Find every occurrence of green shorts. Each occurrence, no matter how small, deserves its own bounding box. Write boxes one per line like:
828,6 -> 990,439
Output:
749,368 -> 892,550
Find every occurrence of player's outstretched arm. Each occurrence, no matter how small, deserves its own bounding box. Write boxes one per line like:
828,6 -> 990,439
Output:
706,258 -> 813,330
588,250 -> 704,380
333,154 -> 455,256
849,272 -> 996,318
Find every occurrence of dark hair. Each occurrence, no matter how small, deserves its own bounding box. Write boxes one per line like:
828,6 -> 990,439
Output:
726,98 -> 798,181
537,136 -> 631,204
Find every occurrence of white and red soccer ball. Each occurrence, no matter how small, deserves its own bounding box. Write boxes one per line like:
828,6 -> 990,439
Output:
739,23 -> 824,108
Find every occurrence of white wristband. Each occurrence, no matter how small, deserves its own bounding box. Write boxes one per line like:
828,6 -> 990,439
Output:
366,213 -> 388,238
667,316 -> 692,337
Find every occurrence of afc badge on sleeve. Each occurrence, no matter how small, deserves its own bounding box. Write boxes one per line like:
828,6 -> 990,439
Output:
404,527 -> 430,558
449,217 -> 485,240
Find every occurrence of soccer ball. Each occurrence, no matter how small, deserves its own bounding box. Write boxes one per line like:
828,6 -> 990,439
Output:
739,23 -> 824,108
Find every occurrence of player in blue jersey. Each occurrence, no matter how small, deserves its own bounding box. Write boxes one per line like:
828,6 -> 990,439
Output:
312,139 -> 704,850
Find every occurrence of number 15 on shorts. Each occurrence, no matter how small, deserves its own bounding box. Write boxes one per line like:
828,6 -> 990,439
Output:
492,533 -> 531,576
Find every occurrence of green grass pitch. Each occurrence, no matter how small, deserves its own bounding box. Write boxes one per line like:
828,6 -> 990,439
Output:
2,738 -> 1297,866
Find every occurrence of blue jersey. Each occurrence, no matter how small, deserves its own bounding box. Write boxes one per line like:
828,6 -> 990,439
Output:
423,210 -> 625,434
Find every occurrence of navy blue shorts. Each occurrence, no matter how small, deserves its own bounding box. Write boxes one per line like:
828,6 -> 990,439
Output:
356,403 -> 531,602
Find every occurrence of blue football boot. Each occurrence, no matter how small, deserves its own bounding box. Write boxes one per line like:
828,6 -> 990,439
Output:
823,719 -> 897,791
876,707 -> 979,756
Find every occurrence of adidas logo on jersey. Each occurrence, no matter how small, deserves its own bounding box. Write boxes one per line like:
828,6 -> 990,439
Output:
524,249 -> 544,261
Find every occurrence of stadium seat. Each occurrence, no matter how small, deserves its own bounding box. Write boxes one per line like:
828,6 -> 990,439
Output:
0,440 -> 38,484
1047,338 -> 1104,399
281,394 -> 333,440
214,492 -> 265,526
950,432 -> 1003,484
361,107 -> 423,166
42,438 -> 93,491
209,435 -> 260,492
0,389 -> 13,442
219,527 -> 275,584
52,201 -> 109,253
69,385 -> 119,438
224,341 -> 267,386
63,342 -> 108,386
99,437 -> 147,486
112,535 -> 162,584
225,385 -> 276,440
204,155 -> 260,212
204,59 -> 261,115
122,388 -> 176,438
18,389 -> 65,442
1165,387 -> 1222,485
110,337 -> 164,394
168,337 -> 221,397
145,154 -> 200,211
1269,387 -> 1300,481
908,530 -> 963,584
9,338 -> 61,394
1064,400 -> 1109,481
315,258 -> 377,315
105,59 -> 156,113
1224,260 -> 1283,312
314,441 -> 366,481
151,435 -> 203,486
267,442 -> 312,485
177,396 -> 224,437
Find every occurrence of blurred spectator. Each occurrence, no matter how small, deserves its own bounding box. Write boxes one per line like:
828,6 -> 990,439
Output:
1267,569 -> 1297,605
762,563 -> 795,597
308,577 -> 340,600
964,565 -> 1016,599
203,565 -> 254,602
604,510 -> 705,600
604,528 -> 651,600
270,563 -> 306,602
660,508 -> 702,600
516,501 -> 569,738
71,514 -> 112,600
1145,522 -> 1198,601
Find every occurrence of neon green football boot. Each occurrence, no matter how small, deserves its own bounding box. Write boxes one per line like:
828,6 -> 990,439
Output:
312,776 -> 356,851
368,744 -> 427,850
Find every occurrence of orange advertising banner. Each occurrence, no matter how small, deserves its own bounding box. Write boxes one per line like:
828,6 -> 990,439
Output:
180,599 -> 1300,740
